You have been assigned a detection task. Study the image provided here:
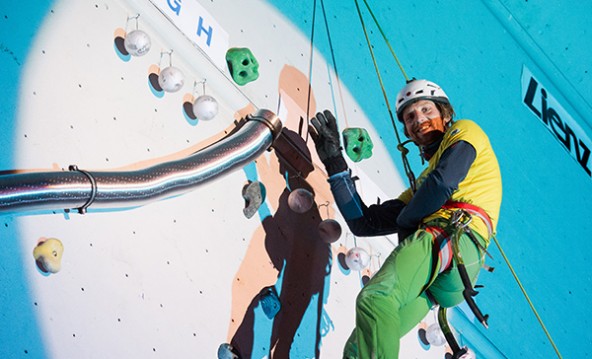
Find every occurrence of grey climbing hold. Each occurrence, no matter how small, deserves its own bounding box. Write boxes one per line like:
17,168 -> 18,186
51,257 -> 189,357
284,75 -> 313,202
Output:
242,181 -> 266,219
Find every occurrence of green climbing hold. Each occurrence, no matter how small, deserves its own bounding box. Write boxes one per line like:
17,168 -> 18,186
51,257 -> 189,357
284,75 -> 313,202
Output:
342,127 -> 374,162
226,47 -> 259,86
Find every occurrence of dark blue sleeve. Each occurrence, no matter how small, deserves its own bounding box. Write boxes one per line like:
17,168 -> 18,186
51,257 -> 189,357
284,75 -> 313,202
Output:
328,171 -> 405,237
396,140 -> 476,229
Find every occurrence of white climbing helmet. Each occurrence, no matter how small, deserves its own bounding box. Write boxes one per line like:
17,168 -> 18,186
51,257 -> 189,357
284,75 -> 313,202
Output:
395,79 -> 450,119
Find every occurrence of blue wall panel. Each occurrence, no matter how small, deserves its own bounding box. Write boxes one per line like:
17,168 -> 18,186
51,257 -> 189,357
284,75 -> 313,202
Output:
269,0 -> 592,357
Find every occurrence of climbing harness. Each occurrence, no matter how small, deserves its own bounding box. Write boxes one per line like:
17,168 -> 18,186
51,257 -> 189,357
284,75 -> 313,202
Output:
423,206 -> 494,301
449,209 -> 490,329
443,201 -> 494,258
422,208 -> 491,359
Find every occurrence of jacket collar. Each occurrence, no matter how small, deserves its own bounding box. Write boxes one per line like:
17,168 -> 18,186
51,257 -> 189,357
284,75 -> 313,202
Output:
420,132 -> 445,161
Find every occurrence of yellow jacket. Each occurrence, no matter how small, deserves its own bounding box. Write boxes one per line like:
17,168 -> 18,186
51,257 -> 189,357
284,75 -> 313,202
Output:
398,120 -> 502,243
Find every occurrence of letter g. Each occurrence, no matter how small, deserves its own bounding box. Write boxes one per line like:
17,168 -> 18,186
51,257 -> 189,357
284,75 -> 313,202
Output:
167,0 -> 182,15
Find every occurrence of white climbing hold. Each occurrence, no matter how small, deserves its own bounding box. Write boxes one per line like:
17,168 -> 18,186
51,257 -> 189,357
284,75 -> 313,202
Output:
124,29 -> 151,57
158,66 -> 184,93
193,94 -> 218,121
425,323 -> 446,346
345,247 -> 370,271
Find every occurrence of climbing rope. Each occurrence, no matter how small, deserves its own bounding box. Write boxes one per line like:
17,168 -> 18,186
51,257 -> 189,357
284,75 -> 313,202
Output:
305,0 -> 318,143
352,0 -> 401,143
353,0 -> 417,192
361,0 -> 410,82
319,0 -> 350,128
491,234 -> 563,358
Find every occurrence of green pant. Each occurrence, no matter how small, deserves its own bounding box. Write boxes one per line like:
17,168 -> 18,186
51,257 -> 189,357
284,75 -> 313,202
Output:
343,227 -> 486,359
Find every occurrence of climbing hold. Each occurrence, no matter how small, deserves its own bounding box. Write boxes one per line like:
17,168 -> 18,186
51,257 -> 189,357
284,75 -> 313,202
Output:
226,47 -> 259,86
33,238 -> 64,274
158,66 -> 184,93
361,268 -> 372,286
193,94 -> 218,121
425,323 -> 446,346
288,188 -> 314,214
417,326 -> 430,346
242,181 -> 266,219
342,128 -> 374,162
336,245 -> 350,272
217,343 -> 239,359
259,286 -> 281,319
318,219 -> 342,243
124,29 -> 151,57
345,247 -> 370,271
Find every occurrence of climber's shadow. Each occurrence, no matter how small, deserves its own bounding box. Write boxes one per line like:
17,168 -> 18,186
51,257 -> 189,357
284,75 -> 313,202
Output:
231,129 -> 332,358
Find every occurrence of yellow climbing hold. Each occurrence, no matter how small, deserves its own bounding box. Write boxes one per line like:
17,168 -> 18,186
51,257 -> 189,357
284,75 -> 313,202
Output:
33,238 -> 64,274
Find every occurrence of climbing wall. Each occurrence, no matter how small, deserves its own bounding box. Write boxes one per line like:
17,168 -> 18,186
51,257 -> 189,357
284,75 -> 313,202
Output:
0,0 -> 440,358
1,0 -> 591,358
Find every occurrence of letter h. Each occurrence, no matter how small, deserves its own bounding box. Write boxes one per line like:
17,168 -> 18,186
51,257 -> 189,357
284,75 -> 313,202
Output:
197,16 -> 213,47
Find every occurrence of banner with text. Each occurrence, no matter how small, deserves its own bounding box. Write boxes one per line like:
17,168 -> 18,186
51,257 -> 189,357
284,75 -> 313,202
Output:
522,65 -> 591,177
151,0 -> 229,70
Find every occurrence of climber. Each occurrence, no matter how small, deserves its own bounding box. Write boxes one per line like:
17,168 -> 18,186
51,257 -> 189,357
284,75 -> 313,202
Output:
309,79 -> 502,358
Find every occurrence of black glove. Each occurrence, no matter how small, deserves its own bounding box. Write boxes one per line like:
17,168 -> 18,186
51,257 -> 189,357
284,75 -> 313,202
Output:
309,110 -> 348,175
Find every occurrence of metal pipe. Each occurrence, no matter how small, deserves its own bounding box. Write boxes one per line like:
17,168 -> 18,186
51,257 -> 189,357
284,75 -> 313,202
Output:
0,109 -> 282,215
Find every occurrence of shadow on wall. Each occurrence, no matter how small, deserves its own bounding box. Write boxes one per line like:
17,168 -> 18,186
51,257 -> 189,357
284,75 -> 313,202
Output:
231,129 -> 332,358
0,1 -> 55,357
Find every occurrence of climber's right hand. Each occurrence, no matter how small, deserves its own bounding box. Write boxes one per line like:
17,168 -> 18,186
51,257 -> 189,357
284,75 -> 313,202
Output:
309,110 -> 348,175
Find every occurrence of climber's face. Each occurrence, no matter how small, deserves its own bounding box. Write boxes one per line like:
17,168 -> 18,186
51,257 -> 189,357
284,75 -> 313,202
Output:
401,100 -> 449,146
